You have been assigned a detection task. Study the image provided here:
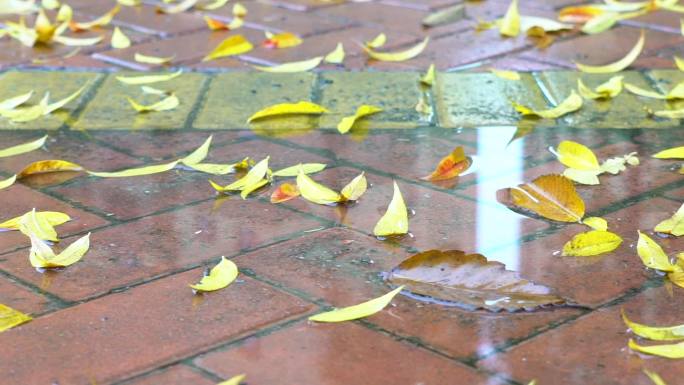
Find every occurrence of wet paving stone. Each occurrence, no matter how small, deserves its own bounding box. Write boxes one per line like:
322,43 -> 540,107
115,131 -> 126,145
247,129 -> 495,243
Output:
118,365 -> 215,385
0,276 -> 54,315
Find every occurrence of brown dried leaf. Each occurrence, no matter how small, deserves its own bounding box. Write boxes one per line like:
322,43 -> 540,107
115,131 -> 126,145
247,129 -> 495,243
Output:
498,174 -> 585,222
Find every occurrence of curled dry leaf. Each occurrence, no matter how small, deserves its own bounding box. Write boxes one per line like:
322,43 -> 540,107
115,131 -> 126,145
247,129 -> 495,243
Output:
364,37 -> 429,62
628,339 -> 684,359
0,135 -> 47,158
373,181 -> 409,237
622,309 -> 684,341
337,105 -> 382,134
498,174 -> 585,223
18,160 -> 83,178
421,146 -> 471,181
0,303 -> 31,333
324,42 -> 345,64
233,2 -> 247,17
270,183 -> 300,203
654,203 -> 684,236
127,94 -> 179,113
190,256 -> 238,292
513,90 -> 582,119
253,56 -> 323,73
203,35 -> 253,61
0,90 -> 34,111
308,286 -> 404,323
624,81 -> 684,100
180,135 -> 212,166
386,249 -> 567,312
29,232 -> 90,268
562,230 -> 623,257
247,101 -> 328,123
88,160 -> 179,178
636,231 -> 684,288
196,0 -> 229,10
116,70 -> 183,85
575,30 -> 644,73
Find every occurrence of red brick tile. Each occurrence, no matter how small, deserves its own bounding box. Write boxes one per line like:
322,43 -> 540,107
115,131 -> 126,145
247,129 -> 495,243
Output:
0,269 -> 312,385
621,10 -> 682,34
24,54 -> 120,70
0,199 -> 323,301
257,0 -> 345,12
477,54 -> 565,71
120,365 -> 214,385
486,198 -> 684,307
663,186 -> 684,201
196,321 -> 501,385
380,0 -> 462,12
520,27 -> 684,69
480,285 -> 684,385
0,276 -> 52,315
234,227 -> 581,360
313,2 -> 429,35
0,184 -> 109,255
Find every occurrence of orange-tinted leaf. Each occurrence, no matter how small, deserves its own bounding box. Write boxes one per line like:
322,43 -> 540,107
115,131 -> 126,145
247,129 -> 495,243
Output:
270,182 -> 300,203
421,146 -> 471,181
498,174 -> 585,222
17,160 -> 83,178
263,32 -> 302,49
204,15 -> 228,30
558,5 -> 605,23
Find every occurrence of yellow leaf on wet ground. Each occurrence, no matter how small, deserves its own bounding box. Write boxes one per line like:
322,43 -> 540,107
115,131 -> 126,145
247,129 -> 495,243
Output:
157,0 -> 197,13
0,175 -> 16,190
422,4 -> 465,27
675,56 -> 684,71
111,27 -> 130,49
337,105 -> 382,134
134,53 -> 174,64
644,370 -> 668,385
373,181 -> 409,237
308,286 -> 404,323
499,0 -> 520,37
562,230 -> 622,256
272,163 -> 326,177
581,12 -> 619,35
555,140 -> 600,179
127,94 -> 179,112
340,172 -> 367,202
296,169 -> 342,205
0,211 -> 70,231
210,157 -> 269,193
18,209 -> 60,242
216,374 -> 246,385
0,90 -> 34,110
52,35 -> 104,47
577,76 -> 624,99
575,30 -> 645,73
116,70 -> 183,85
190,256 -> 238,292
364,37 -> 429,62
88,160 -> 179,178
196,0 -> 229,10
263,31 -> 302,49
490,68 -> 520,80
0,303 -> 31,333
253,56 -> 323,73
655,203 -> 684,236
637,231 -> 677,272
420,63 -> 436,86
421,146 -> 471,181
366,33 -> 386,48
205,16 -> 230,31
622,309 -> 684,341
118,0 -> 141,6
69,4 -> 119,31
583,216 -> 608,231
203,35 -> 253,61
44,85 -> 87,115
180,135 -> 212,166
247,101 -> 328,122
628,339 -> 684,359
653,146 -> 684,159
0,135 -> 46,158
501,174 -> 585,222
270,182 -> 300,203
29,232 -> 90,268
513,90 -> 583,119
324,42 -> 345,64
18,160 -> 83,178
233,2 -> 247,17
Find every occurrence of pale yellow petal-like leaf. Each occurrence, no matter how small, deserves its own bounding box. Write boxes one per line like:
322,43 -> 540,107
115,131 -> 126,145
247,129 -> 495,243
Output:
637,231 -> 676,272
624,83 -> 667,99
490,68 -> 520,80
366,33 -> 386,48
42,0 -> 60,10
623,309 -> 684,341
562,230 -> 622,256
422,4 -> 465,27
337,105 -> 382,134
134,53 -> 174,64
247,101 -> 328,122
118,0 -> 141,6
373,181 -> 409,237
239,178 -> 269,199
111,26 -> 130,49
364,37 -> 429,62
499,0 -> 520,37
0,175 -> 16,190
518,16 -> 571,32
253,56 -> 323,73
203,35 -> 253,61
0,104 -> 44,123
141,86 -> 168,95
420,64 -> 436,86
69,5 -> 119,30
644,370 -> 668,385
581,12 -> 619,34
562,168 -> 601,185
272,163 -> 326,177
654,108 -> 684,119
211,157 -> 269,192
0,90 -> 33,110
555,140 -> 600,170
181,135 -> 212,166
196,0 -> 229,10
583,216 -> 608,231
653,146 -> 684,159
309,286 -> 404,323
575,30 -> 644,73
185,163 -> 236,175
30,232 -> 90,268
296,169 -> 341,205
44,85 -> 86,114
116,70 -> 183,85
216,374 -> 246,385
19,209 -> 59,242
675,56 -> 684,71
52,35 -> 104,47
513,91 -> 583,119
0,135 -> 46,158
655,203 -> 684,236
0,211 -> 70,231
88,160 -> 179,178
158,0 -> 197,13
127,94 -> 179,112
579,76 -> 623,99
0,303 -> 31,333
628,339 -> 684,359
190,256 -> 238,292
324,42 -> 345,64
233,2 -> 246,16
340,172 -> 367,201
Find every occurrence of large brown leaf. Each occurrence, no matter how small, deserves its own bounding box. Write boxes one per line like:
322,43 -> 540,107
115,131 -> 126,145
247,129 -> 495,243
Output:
497,174 -> 585,222
386,250 -> 567,312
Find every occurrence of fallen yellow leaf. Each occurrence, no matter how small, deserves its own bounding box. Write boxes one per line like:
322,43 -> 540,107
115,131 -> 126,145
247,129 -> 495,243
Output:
420,64 -> 436,86
628,338 -> 684,359
127,94 -> 179,112
247,101 -> 328,123
337,105 -> 382,134
577,76 -> 623,99
324,42 -> 345,64
421,146 -> 471,181
44,85 -> 87,115
51,35 -> 104,47
0,175 -> 16,190
180,135 -> 212,166
296,169 -> 341,205
253,56 -> 323,72
583,216 -> 608,231
490,68 -> 521,80
653,146 -> 684,159
204,15 -> 230,31
655,203 -> 684,236
581,12 -> 619,35
373,181 -> 409,237
210,157 -> 269,193
18,209 -> 60,242
29,232 -> 90,268
116,70 -> 183,85
190,256 -> 238,292
157,0 -> 197,13
556,140 -> 599,170
69,4 -> 119,31
203,35 -> 253,61
263,31 -> 302,49
644,370 -> 668,385
111,26 -> 130,49
499,0 -> 520,37
637,231 -> 677,272
0,304 -> 31,333
88,160 -> 179,178
675,56 -> 684,71
0,211 -> 70,231
503,174 -> 585,222
622,309 -> 684,341
270,182 -> 300,203
0,135 -> 47,158
118,0 -> 141,6
0,90 -> 34,110
233,2 -> 247,17
272,163 -> 326,177
562,230 -> 622,256
134,53 -> 174,65
196,0 -> 229,10
575,30 -> 645,73
513,90 -> 583,119
364,37 -> 429,62
308,286 -> 404,323
340,172 -> 367,202
17,159 -> 83,178
366,33 -> 386,48
216,374 -> 246,385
